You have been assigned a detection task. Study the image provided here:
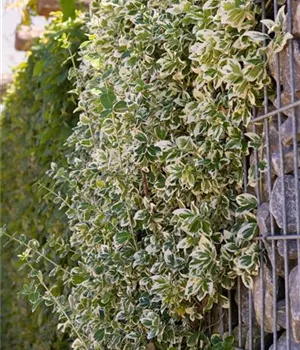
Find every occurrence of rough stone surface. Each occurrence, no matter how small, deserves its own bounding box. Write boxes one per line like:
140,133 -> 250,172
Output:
269,122 -> 281,152
272,146 -> 300,176
290,266 -> 300,343
247,121 -> 264,135
269,39 -> 300,138
269,331 -> 300,350
257,203 -> 285,277
248,108 -> 281,151
269,40 -> 300,94
292,0 -> 300,38
211,304 -> 229,334
36,0 -> 60,16
245,326 -> 262,350
234,283 -> 258,326
247,106 -> 274,135
278,239 -> 300,260
232,325 -> 248,349
256,168 -> 269,201
15,26 -> 43,51
280,114 -> 300,145
246,326 -> 273,350
274,91 -> 300,119
258,203 -> 272,237
252,265 -> 281,333
147,342 -> 156,350
270,176 -> 300,233
277,299 -> 287,329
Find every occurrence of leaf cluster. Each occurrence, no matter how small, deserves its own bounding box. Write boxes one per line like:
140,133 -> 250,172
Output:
30,0 -> 288,348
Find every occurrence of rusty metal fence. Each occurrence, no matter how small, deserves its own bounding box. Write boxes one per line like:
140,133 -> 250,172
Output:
206,1 -> 300,349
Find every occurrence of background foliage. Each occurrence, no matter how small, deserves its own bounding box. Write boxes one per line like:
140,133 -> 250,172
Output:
1,0 -> 291,349
0,13 -> 85,349
7,0 -> 78,25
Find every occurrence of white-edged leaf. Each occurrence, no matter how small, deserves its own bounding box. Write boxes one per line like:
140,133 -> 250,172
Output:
237,222 -> 258,241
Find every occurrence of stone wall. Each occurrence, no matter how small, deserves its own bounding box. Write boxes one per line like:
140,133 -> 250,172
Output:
15,26 -> 44,51
245,2 -> 300,348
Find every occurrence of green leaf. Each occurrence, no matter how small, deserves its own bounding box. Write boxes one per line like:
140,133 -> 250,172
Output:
237,223 -> 258,241
187,332 -> 199,347
94,329 -> 105,341
173,208 -> 192,219
245,132 -> 262,149
224,335 -> 234,347
100,90 -> 116,110
114,101 -> 127,112
261,19 -> 275,30
141,318 -> 152,328
134,210 -> 147,221
176,136 -> 193,151
80,115 -> 90,125
59,0 -> 76,21
242,274 -> 253,289
236,193 -> 257,214
238,254 -> 255,269
33,61 -> 44,77
115,231 -> 131,244
211,334 -> 222,346
71,275 -> 86,285
135,132 -> 148,143
243,31 -> 270,42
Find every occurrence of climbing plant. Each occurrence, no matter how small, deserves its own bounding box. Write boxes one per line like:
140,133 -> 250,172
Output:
0,13 -> 86,349
1,0 -> 291,349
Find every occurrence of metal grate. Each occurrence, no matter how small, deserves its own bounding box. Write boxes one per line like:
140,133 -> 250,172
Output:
237,0 -> 300,350
208,1 -> 300,349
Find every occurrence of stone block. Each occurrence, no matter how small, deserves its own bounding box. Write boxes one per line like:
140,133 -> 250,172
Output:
15,26 -> 43,51
36,0 -> 60,16
270,175 -> 300,232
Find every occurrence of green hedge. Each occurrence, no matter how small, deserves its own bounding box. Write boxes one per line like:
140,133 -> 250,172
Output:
1,1 -> 291,349
0,14 -> 85,349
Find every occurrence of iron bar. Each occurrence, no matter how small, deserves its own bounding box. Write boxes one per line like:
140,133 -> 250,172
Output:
272,0 -> 291,346
255,234 -> 300,241
253,118 -> 265,350
242,140 -> 253,349
228,290 -> 232,336
248,288 -> 253,350
219,298 -> 224,335
249,100 -> 300,123
207,311 -> 212,337
237,277 -> 242,348
261,0 -> 278,346
286,0 -> 300,327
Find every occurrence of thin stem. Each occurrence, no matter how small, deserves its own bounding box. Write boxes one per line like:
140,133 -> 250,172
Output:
2,231 -> 71,276
28,263 -> 88,350
67,46 -> 96,147
38,183 -> 72,210
126,206 -> 139,251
